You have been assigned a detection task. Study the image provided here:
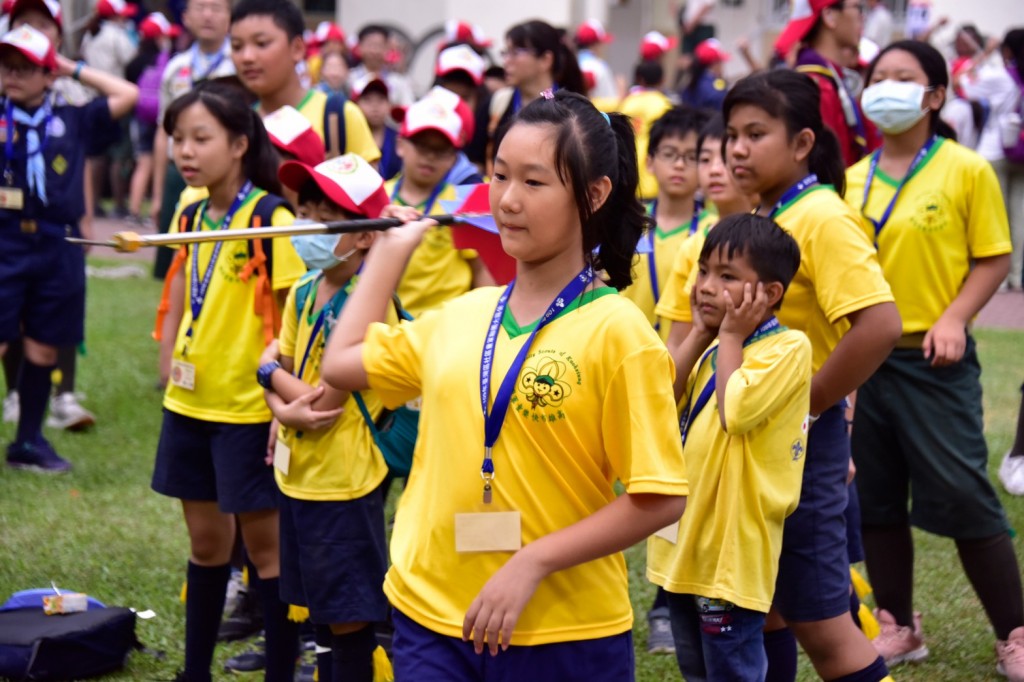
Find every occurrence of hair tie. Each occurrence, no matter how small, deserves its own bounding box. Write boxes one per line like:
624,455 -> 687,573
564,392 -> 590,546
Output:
600,111 -> 610,126
540,88 -> 555,100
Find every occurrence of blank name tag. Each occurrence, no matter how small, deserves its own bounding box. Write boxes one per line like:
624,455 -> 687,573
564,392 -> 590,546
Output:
654,521 -> 680,545
273,439 -> 291,475
454,511 -> 522,553
170,359 -> 196,391
0,187 -> 24,210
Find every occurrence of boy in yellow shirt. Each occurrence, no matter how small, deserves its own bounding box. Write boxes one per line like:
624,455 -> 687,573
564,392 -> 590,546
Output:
258,153 -> 394,682
649,213 -> 811,681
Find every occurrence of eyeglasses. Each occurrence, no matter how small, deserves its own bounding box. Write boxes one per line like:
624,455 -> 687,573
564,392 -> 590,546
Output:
0,62 -> 43,78
408,137 -> 456,159
653,147 -> 698,165
501,47 -> 533,60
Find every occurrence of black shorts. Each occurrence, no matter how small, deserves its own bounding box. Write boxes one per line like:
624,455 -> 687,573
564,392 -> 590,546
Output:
151,409 -> 278,514
278,489 -> 389,625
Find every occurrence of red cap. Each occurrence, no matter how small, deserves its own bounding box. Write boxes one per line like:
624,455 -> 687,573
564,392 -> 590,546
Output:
639,31 -> 676,61
436,44 -> 485,86
312,21 -> 345,47
139,12 -> 180,40
263,105 -> 326,167
774,0 -> 833,57
400,87 -> 469,148
0,23 -> 56,70
443,19 -> 491,49
96,0 -> 138,18
9,0 -> 62,30
575,19 -> 613,47
694,38 -> 730,65
279,154 -> 389,219
349,71 -> 388,101
1,0 -> 15,14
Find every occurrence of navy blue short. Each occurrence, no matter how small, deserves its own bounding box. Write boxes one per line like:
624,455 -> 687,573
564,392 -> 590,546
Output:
0,229 -> 85,346
773,403 -> 852,623
151,409 -> 278,514
391,609 -> 635,682
278,489 -> 389,625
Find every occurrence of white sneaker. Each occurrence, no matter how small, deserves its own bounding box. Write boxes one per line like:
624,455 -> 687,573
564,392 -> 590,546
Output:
2,391 -> 18,424
999,451 -> 1024,496
45,392 -> 96,431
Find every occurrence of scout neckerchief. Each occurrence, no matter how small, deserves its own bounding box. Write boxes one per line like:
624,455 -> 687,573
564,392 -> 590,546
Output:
861,135 -> 938,249
478,266 -> 593,504
5,95 -> 53,203
190,38 -> 229,84
680,316 -> 783,446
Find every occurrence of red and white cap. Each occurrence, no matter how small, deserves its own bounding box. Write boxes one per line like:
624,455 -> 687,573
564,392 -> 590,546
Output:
263,105 -> 326,167
575,19 -> 613,47
694,38 -> 730,65
10,0 -> 62,29
400,87 -> 467,148
436,44 -> 484,86
313,21 -> 345,47
774,0 -> 833,57
350,71 -> 389,101
279,153 -> 389,219
857,36 -> 880,67
640,31 -> 677,61
0,23 -> 56,69
443,19 -> 491,48
96,0 -> 137,18
139,12 -> 180,40
1,0 -> 14,15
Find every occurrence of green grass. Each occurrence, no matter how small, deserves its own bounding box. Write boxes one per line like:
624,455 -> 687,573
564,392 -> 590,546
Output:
1,261 -> 1022,680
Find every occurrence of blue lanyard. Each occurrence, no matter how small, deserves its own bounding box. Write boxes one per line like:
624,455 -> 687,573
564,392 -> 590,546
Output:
295,269 -> 361,380
391,173 -> 448,215
186,181 -> 254,346
380,127 -> 396,176
4,98 -> 52,170
680,316 -> 782,445
768,174 -> 818,218
689,198 -> 704,236
861,135 -> 937,249
835,66 -> 869,155
478,267 -> 593,503
190,41 -> 227,84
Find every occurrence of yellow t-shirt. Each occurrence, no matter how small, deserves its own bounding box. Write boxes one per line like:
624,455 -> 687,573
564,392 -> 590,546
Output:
767,186 -> 894,373
845,138 -> 1011,333
617,89 -> 673,200
654,210 -> 718,325
297,88 -> 381,163
163,189 -> 306,423
647,328 -> 811,612
621,207 -> 707,341
362,286 -> 688,644
274,271 -> 391,500
386,177 -> 476,316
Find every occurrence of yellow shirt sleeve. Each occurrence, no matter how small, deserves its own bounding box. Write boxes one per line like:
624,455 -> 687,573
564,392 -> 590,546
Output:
363,309 -> 441,408
723,331 -> 813,436
966,156 -> 1013,258
343,101 -> 381,163
655,231 -> 703,323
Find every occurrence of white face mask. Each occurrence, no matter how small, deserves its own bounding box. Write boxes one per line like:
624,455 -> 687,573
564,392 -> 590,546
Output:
861,80 -> 932,135
290,221 -> 359,271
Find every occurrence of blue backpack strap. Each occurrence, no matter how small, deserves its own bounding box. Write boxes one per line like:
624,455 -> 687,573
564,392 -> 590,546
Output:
323,92 -> 348,158
292,270 -> 321,323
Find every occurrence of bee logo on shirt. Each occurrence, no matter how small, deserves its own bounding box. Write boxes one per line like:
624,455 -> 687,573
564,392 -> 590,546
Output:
909,191 -> 950,234
520,358 -> 572,409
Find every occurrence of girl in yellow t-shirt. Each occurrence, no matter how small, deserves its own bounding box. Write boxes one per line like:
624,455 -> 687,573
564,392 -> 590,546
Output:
321,90 -> 688,680
846,40 -> 1022,676
152,80 -> 306,681
721,69 -> 902,682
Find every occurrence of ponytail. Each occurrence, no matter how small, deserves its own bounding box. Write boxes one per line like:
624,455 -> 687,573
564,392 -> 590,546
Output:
554,40 -> 586,95
724,69 -> 846,198
163,80 -> 283,197
509,91 -> 649,289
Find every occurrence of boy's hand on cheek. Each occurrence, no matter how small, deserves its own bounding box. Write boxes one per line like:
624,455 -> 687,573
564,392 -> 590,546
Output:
720,282 -> 768,341
688,285 -> 717,342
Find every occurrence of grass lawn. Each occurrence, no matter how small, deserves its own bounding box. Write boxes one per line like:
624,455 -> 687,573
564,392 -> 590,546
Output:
1,260 -> 1022,680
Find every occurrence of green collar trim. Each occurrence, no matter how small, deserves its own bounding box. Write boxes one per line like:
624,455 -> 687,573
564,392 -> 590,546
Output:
772,184 -> 834,218
502,286 -> 616,339
199,189 -> 259,230
874,137 -> 945,188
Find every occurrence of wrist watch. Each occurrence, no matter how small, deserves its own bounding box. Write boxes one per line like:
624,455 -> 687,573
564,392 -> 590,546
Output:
256,361 -> 281,389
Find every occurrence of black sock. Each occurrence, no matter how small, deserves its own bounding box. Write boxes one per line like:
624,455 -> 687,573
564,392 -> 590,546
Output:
56,346 -> 76,394
184,561 -> 230,682
2,338 -> 23,391
828,655 -> 889,682
256,575 -> 299,681
331,626 -> 376,682
956,532 -> 1024,640
850,589 -> 862,629
763,627 -> 797,682
16,359 -> 54,445
862,523 -> 914,626
314,625 -> 333,682
651,586 -> 668,611
1011,383 -> 1024,457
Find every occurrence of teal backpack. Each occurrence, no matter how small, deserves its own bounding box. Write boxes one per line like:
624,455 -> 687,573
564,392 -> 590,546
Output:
293,273 -> 418,477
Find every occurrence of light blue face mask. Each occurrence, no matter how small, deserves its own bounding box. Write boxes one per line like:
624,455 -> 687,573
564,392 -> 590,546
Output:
290,221 -> 357,270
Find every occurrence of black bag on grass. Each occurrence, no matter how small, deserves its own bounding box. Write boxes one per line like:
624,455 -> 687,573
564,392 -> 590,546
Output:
0,606 -> 137,680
